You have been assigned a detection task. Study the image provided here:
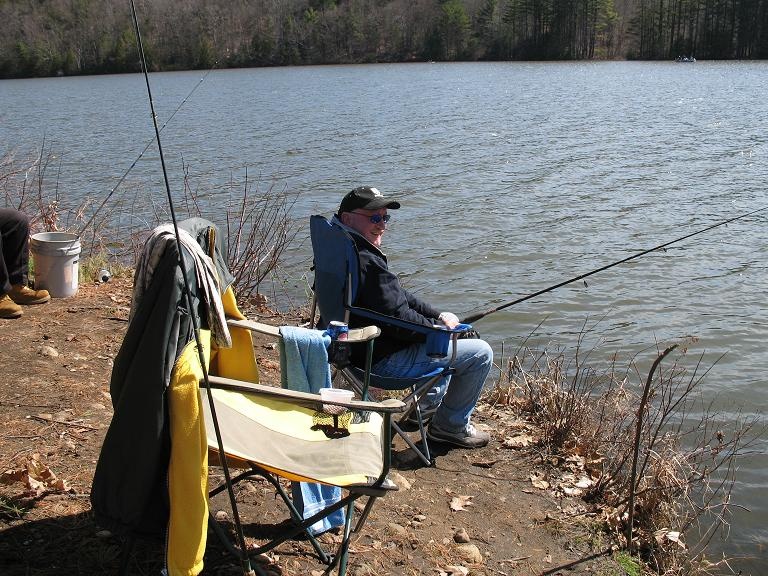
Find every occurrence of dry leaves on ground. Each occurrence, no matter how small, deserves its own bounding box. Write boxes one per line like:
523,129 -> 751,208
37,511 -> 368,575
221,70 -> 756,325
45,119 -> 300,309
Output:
449,493 -> 473,512
1,453 -> 71,497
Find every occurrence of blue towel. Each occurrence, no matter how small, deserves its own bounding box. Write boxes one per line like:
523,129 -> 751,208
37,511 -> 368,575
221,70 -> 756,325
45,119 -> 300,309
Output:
279,326 -> 344,534
279,326 -> 332,392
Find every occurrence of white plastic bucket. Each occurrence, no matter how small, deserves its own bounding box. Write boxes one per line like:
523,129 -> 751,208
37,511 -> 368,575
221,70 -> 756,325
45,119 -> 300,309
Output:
30,232 -> 81,298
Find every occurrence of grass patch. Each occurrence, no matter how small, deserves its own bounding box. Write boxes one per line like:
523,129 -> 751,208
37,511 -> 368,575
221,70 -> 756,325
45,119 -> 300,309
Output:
0,494 -> 31,521
615,550 -> 643,576
28,252 -> 132,288
79,253 -> 132,283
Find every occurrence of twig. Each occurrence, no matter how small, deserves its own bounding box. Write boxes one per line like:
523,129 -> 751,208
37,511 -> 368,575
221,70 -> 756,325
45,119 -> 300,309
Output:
7,447 -> 34,462
627,344 -> 677,550
501,555 -> 531,562
28,415 -> 98,431
0,401 -> 61,409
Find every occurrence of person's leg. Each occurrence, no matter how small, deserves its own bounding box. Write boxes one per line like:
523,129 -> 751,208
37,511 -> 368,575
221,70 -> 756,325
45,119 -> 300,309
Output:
0,208 -> 29,294
428,338 -> 493,432
372,342 -> 442,378
0,209 -> 49,305
0,231 -> 9,295
373,343 -> 449,422
0,209 -> 28,318
372,338 -> 493,431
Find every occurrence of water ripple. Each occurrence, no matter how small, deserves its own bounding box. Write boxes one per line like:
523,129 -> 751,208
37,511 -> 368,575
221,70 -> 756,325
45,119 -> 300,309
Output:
3,62 -> 768,570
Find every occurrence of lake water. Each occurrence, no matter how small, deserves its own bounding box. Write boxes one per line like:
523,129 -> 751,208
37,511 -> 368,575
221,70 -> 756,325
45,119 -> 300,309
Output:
2,61 -> 767,571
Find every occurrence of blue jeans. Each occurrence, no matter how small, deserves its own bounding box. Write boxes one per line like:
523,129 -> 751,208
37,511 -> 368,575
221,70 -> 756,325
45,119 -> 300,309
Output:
373,338 -> 493,432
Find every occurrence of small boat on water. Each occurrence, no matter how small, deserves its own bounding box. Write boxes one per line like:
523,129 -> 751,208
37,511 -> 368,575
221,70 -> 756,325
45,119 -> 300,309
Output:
675,55 -> 696,63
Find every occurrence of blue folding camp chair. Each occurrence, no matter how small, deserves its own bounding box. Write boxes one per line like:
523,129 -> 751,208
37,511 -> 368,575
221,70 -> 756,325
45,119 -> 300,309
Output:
309,214 -> 472,466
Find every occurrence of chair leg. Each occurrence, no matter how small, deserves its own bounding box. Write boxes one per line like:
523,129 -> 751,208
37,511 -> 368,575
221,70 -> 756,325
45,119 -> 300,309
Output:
207,511 -> 271,576
341,368 -> 439,467
412,403 -> 433,462
353,495 -> 378,533
210,466 -> 334,563
391,420 -> 433,466
325,500 -> 357,576
237,472 -> 333,564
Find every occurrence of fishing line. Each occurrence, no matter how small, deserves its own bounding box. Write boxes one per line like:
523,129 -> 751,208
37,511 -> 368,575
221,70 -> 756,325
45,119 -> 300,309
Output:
75,61 -> 217,239
128,3 -> 257,575
462,204 -> 768,324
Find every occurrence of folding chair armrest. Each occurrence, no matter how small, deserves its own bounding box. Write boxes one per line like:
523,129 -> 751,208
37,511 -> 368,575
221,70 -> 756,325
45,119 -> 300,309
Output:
349,305 -> 472,359
349,305 -> 472,335
227,318 -> 280,336
347,325 -> 381,342
227,318 -> 381,343
205,375 -> 406,414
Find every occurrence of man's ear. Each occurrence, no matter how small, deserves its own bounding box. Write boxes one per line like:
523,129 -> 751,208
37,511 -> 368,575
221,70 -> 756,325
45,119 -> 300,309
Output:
340,212 -> 350,226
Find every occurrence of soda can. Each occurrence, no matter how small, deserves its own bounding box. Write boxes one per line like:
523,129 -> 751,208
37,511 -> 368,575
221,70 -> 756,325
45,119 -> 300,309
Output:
328,320 -> 349,341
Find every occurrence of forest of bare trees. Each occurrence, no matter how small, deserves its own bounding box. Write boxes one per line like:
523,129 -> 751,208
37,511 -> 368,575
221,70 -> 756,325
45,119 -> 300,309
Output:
1,0 -> 766,79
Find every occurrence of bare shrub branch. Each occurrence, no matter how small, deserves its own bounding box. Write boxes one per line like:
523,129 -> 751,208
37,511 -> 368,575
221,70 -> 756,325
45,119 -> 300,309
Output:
1,143 -> 106,253
223,169 -> 300,304
487,322 -> 765,574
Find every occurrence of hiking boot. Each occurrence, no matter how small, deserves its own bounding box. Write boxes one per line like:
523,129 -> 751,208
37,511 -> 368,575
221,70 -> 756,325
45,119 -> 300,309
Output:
8,284 -> 50,305
0,294 -> 23,319
427,422 -> 490,449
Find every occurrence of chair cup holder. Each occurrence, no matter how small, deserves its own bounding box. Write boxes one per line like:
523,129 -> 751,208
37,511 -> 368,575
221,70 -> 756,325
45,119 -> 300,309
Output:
313,391 -> 355,439
319,388 -> 354,414
321,403 -> 349,416
328,340 -> 351,365
426,328 -> 451,358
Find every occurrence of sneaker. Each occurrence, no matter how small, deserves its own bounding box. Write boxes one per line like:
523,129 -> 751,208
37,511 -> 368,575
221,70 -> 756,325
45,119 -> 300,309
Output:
0,294 -> 23,319
427,422 -> 490,449
8,284 -> 50,305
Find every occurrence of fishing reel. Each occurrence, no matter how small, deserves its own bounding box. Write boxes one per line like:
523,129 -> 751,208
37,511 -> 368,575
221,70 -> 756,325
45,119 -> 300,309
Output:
457,328 -> 481,340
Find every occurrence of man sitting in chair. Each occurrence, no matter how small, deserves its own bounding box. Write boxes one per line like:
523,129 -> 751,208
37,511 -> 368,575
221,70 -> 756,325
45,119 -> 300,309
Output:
332,186 -> 492,448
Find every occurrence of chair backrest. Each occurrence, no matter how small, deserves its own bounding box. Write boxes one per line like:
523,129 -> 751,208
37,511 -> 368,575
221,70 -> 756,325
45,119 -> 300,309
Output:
309,215 -> 360,326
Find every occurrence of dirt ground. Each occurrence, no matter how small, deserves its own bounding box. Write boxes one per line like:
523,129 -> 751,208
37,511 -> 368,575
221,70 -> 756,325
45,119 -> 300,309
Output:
0,277 -> 621,576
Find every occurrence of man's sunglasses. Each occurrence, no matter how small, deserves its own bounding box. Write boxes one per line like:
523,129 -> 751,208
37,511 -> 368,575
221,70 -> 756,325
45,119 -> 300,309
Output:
351,212 -> 391,224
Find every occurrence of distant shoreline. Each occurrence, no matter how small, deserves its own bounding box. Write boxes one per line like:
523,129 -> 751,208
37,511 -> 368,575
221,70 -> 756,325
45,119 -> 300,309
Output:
11,56 -> 764,82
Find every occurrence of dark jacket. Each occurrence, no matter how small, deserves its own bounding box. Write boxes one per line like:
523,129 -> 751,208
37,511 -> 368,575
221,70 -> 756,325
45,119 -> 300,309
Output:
336,217 -> 441,366
91,218 -> 230,537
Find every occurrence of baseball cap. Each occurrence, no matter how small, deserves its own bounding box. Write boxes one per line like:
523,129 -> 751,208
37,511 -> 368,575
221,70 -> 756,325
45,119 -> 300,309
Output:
338,186 -> 401,214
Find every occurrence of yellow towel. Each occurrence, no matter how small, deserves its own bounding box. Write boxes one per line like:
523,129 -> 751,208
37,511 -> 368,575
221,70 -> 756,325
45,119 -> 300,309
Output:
165,285 -> 260,575
211,286 -> 259,383
166,332 -> 211,576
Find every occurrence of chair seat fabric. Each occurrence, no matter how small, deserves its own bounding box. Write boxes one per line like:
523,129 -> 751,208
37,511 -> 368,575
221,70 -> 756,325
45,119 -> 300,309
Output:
202,387 -> 387,486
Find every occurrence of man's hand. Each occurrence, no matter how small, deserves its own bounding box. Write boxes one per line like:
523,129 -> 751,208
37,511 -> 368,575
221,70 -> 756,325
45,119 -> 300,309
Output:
438,311 -> 460,329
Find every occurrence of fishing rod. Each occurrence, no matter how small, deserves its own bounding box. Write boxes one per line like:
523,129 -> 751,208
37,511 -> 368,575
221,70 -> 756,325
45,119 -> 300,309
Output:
461,203 -> 768,324
127,3 -> 258,575
75,59 -> 217,239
